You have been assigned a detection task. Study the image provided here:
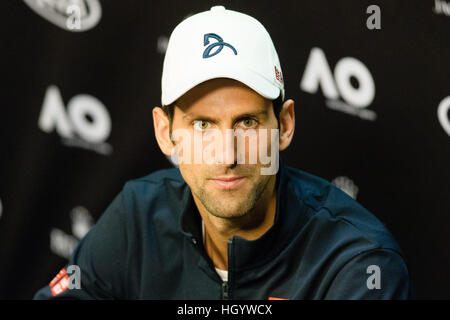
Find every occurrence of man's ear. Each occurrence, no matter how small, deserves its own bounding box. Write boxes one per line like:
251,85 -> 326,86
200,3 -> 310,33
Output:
278,99 -> 295,151
152,107 -> 174,157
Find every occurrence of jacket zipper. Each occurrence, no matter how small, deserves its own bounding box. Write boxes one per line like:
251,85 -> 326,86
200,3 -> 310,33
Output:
193,227 -> 232,300
222,281 -> 229,300
222,238 -> 232,300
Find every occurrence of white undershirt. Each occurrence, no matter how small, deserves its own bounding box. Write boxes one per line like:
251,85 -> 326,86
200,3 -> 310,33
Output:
202,220 -> 229,282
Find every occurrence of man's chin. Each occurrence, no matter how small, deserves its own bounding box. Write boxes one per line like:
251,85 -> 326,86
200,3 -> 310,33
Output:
208,210 -> 249,220
201,197 -> 253,219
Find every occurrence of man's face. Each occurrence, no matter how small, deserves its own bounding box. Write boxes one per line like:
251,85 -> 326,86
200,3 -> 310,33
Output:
171,78 -> 279,219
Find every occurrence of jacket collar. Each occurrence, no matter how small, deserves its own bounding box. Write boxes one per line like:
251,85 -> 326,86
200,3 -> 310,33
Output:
176,156 -> 309,271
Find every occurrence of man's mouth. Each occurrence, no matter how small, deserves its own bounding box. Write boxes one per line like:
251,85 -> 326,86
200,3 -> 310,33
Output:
209,176 -> 246,189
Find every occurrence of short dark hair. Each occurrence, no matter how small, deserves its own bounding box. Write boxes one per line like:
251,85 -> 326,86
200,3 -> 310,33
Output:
161,103 -> 176,126
272,95 -> 283,127
162,95 -> 283,136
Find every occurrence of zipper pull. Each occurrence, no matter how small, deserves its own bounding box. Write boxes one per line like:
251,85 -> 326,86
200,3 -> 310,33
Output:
222,281 -> 229,300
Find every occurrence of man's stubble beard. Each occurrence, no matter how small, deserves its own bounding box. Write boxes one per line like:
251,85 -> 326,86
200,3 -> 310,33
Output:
193,175 -> 271,220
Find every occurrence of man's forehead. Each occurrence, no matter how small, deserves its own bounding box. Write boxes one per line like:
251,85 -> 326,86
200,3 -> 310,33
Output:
179,78 -> 268,103
176,98 -> 272,121
174,78 -> 271,116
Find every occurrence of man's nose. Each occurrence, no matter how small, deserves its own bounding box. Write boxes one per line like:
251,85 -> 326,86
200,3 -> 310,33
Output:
215,129 -> 237,166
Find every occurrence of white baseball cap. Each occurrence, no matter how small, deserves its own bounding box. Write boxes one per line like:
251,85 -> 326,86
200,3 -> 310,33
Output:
161,5 -> 285,106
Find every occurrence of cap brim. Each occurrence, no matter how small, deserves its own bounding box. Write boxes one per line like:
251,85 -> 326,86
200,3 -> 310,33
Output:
162,64 -> 281,106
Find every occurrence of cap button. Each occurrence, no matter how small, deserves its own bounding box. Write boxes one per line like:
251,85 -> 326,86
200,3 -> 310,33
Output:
210,5 -> 226,12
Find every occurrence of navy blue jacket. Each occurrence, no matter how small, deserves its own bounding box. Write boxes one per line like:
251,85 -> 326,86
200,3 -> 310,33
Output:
34,158 -> 413,299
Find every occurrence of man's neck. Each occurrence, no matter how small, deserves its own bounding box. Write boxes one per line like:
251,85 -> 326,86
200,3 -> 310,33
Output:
193,178 -> 277,270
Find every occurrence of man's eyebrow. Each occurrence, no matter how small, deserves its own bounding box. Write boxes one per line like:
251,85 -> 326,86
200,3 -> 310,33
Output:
182,113 -> 215,122
182,110 -> 269,123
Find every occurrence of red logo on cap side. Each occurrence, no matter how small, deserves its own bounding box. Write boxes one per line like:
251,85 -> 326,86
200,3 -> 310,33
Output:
274,66 -> 283,84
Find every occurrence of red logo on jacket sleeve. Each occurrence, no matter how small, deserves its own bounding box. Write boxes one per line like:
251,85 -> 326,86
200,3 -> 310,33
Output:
49,268 -> 70,296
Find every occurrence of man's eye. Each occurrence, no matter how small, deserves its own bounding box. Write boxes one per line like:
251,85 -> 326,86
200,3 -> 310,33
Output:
239,118 -> 257,128
193,120 -> 211,130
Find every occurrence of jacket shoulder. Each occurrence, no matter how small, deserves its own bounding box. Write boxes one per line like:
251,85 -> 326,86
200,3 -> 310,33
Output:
117,167 -> 188,223
284,165 -> 403,255
127,167 -> 184,185
121,167 -> 185,197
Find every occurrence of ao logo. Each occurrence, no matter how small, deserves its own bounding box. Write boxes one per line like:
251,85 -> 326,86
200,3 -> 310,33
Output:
332,176 -> 359,200
23,0 -> 102,32
38,85 -> 111,146
70,206 -> 94,239
50,206 -> 94,260
434,0 -> 450,17
300,47 -> 376,120
437,96 -> 450,136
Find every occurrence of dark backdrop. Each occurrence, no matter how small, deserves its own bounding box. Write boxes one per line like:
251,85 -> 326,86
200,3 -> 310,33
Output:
0,0 -> 449,299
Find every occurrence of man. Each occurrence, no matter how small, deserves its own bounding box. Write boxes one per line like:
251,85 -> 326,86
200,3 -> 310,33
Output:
35,6 -> 412,299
